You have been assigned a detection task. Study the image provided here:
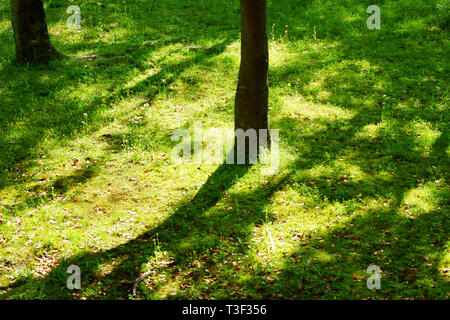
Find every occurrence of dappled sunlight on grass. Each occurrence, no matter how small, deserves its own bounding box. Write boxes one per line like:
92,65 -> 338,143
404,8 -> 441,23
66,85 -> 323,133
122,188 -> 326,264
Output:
0,0 -> 448,300
400,182 -> 444,217
277,94 -> 356,121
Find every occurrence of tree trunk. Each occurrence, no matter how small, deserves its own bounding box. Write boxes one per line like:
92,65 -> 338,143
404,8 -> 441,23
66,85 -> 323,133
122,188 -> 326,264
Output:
234,0 -> 269,133
10,0 -> 61,64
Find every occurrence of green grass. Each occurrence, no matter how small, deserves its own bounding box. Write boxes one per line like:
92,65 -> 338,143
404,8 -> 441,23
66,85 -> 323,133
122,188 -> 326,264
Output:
0,0 -> 448,299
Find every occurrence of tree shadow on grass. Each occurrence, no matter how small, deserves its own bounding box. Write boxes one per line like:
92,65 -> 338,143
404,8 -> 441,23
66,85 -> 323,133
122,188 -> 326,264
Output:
1,161 -> 101,218
0,34 -> 232,218
0,37 -> 234,228
0,163 -> 251,298
254,201 -> 449,299
0,40 -> 226,183
0,0 -> 240,191
242,103 -> 449,298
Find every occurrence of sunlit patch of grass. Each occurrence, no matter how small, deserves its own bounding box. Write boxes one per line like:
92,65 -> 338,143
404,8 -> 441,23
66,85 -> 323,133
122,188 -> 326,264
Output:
279,95 -> 356,121
401,182 -> 443,217
0,19 -> 11,33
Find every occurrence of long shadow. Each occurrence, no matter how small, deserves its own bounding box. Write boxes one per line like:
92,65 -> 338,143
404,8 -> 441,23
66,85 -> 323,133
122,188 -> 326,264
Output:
256,2 -> 448,295
0,163 -> 248,298
246,94 -> 448,298
0,161 -> 296,299
0,39 -> 231,187
251,198 -> 449,299
0,37 -> 233,222
0,0 -> 239,191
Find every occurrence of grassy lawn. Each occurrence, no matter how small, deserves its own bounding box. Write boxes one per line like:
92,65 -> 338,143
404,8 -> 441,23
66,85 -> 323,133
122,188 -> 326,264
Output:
0,0 -> 448,299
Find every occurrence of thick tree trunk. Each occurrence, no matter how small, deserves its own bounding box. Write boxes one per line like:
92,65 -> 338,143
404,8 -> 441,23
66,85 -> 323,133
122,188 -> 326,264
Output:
234,0 -> 269,133
10,0 -> 61,64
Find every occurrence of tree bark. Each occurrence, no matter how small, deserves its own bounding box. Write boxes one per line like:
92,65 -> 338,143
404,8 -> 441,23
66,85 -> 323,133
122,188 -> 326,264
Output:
10,0 -> 61,64
234,0 -> 269,133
